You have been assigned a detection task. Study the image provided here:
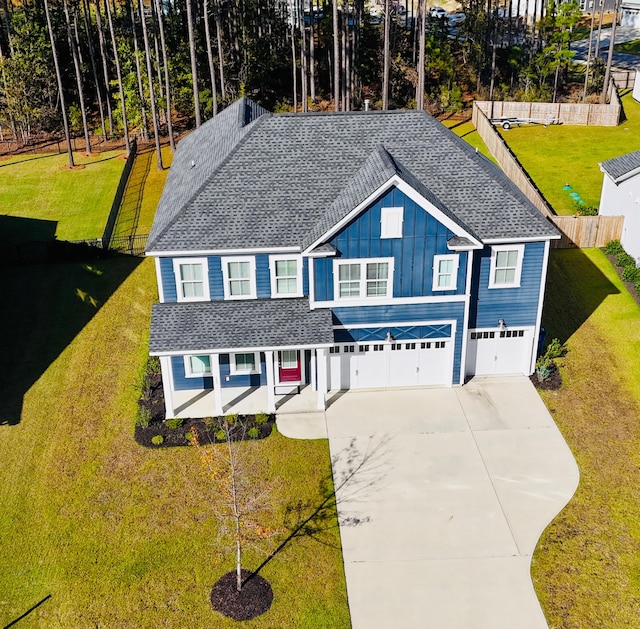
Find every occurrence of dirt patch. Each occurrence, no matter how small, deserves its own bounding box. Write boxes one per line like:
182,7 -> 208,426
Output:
210,569 -> 273,621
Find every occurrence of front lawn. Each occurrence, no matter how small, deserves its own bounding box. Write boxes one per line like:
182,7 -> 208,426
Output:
0,150 -> 126,241
0,258 -> 350,628
531,248 -> 640,627
498,92 -> 640,214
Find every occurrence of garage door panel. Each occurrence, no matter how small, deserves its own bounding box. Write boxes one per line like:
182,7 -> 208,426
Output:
466,329 -> 532,376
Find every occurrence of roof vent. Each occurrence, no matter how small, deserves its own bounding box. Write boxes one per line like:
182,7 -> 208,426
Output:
191,160 -> 196,168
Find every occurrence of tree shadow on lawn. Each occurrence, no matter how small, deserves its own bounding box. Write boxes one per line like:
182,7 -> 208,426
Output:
0,255 -> 141,425
543,248 -> 620,344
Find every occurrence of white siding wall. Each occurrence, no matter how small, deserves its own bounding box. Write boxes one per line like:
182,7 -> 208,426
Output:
600,174 -> 640,263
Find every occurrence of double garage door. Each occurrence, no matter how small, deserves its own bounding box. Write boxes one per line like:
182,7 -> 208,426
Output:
329,339 -> 453,390
465,327 -> 533,376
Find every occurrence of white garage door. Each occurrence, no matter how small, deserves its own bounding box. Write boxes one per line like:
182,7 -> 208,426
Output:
329,340 -> 452,390
465,328 -> 533,376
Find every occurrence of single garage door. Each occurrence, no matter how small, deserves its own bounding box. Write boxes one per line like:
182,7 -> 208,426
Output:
465,328 -> 533,376
329,340 -> 452,390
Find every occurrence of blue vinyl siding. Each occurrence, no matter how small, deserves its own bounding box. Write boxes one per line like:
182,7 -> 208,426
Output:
334,324 -> 451,343
256,254 -> 271,299
332,301 -> 466,384
470,242 -> 544,328
313,186 -> 467,302
172,354 -> 267,390
171,356 -> 213,390
159,258 -> 177,302
209,257 -> 224,299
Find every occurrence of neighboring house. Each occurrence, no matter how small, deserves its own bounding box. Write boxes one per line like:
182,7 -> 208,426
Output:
599,149 -> 640,262
146,97 -> 559,417
621,0 -> 640,26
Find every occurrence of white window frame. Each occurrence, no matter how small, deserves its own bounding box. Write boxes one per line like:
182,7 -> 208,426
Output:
221,256 -> 257,300
173,257 -> 210,302
488,244 -> 525,289
269,255 -> 303,298
184,355 -> 213,377
380,206 -> 404,239
432,254 -> 459,291
333,257 -> 394,301
230,352 -> 262,375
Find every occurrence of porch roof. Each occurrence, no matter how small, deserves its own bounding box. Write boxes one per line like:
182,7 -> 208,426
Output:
149,298 -> 333,354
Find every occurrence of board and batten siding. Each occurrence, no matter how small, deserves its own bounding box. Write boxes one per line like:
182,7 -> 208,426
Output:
332,301 -> 466,385
313,187 -> 468,302
470,242 -> 544,328
171,353 -> 268,390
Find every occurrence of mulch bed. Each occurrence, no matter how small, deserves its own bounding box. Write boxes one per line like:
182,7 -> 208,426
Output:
210,569 -> 273,621
606,253 -> 640,309
530,362 -> 562,390
135,365 -> 274,448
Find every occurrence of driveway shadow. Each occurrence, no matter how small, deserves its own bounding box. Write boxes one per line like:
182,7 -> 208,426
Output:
542,248 -> 620,344
0,255 -> 141,425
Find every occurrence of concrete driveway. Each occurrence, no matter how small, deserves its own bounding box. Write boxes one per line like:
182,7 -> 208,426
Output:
324,377 -> 579,629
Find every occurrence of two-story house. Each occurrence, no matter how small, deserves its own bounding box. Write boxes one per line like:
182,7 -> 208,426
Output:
147,97 -> 559,417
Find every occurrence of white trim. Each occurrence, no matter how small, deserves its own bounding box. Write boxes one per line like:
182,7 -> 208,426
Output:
269,254 -> 303,298
333,257 -> 395,301
488,244 -> 525,289
173,257 -> 211,302
316,348 -> 328,410
211,354 -> 223,416
315,293 -> 468,309
309,257 -> 316,306
484,235 -> 560,243
150,343 -> 333,357
459,250 -> 474,385
183,354 -> 214,377
432,254 -> 459,291
380,206 -> 404,238
303,174 -> 482,253
154,257 -> 166,303
221,256 -> 257,300
147,246 -> 300,256
160,356 -> 175,417
305,249 -> 338,258
229,351 -> 262,375
264,350 -> 276,413
530,239 -> 551,374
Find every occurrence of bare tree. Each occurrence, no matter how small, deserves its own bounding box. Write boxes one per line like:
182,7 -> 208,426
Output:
186,0 -> 201,126
94,0 -> 114,137
82,0 -> 107,141
129,0 -> 149,140
44,0 -> 75,167
382,0 -> 390,110
600,0 -> 621,104
416,0 -> 425,110
154,0 -> 175,151
332,0 -> 339,110
203,0 -> 218,116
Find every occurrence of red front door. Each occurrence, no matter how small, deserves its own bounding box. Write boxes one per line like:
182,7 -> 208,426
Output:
279,350 -> 301,383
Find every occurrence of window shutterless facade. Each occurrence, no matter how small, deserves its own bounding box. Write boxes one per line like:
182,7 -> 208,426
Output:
432,254 -> 459,291
488,245 -> 524,288
334,258 -> 394,300
221,256 -> 257,299
173,258 -> 210,302
184,355 -> 212,377
230,352 -> 261,375
269,255 -> 303,297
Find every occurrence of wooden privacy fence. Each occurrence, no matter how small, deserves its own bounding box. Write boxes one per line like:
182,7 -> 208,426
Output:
549,215 -> 624,249
472,103 -> 624,249
475,79 -> 621,126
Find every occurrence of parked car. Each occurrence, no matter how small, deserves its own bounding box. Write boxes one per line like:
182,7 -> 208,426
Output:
428,6 -> 447,18
447,12 -> 466,25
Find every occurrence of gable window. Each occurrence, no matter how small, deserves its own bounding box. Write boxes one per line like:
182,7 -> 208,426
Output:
380,206 -> 404,239
269,255 -> 302,297
222,257 -> 257,299
489,245 -> 524,289
334,258 -> 393,300
230,352 -> 261,375
432,254 -> 459,291
173,258 -> 210,302
184,355 -> 212,377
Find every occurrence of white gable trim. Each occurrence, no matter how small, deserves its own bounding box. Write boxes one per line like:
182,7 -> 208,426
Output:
303,175 -> 482,254
600,162 -> 640,185
484,235 -> 560,244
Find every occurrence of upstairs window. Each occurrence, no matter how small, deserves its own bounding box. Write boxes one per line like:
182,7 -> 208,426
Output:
222,257 -> 257,299
334,258 -> 393,300
380,206 -> 404,239
489,245 -> 524,289
174,258 -> 210,302
432,254 -> 459,291
270,256 -> 302,297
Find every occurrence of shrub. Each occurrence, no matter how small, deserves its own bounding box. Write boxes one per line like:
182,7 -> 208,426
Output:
204,416 -> 218,430
215,429 -> 226,442
185,431 -> 195,443
616,251 -> 635,268
622,264 -> 640,283
165,417 -> 183,430
248,427 -> 259,439
576,204 -> 598,216
604,240 -> 625,255
151,435 -> 164,446
135,406 -> 151,428
544,338 -> 566,360
225,413 -> 239,426
535,356 -> 554,382
254,413 -> 269,425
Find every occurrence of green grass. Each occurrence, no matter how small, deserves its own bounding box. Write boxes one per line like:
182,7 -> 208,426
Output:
0,258 -> 350,628
614,39 -> 640,55
0,150 -> 126,241
441,118 -> 496,162
531,248 -> 640,628
498,92 -> 640,214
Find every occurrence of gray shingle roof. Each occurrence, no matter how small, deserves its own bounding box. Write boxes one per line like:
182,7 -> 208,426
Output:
149,298 -> 333,353
148,101 -> 558,253
601,149 -> 640,183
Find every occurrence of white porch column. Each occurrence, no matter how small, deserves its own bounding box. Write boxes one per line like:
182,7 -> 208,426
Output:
265,350 -> 276,413
159,356 -> 176,418
316,348 -> 328,410
211,353 -> 223,416
310,348 -> 317,391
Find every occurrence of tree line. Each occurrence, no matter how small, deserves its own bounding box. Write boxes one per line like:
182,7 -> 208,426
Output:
0,0 -> 599,168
